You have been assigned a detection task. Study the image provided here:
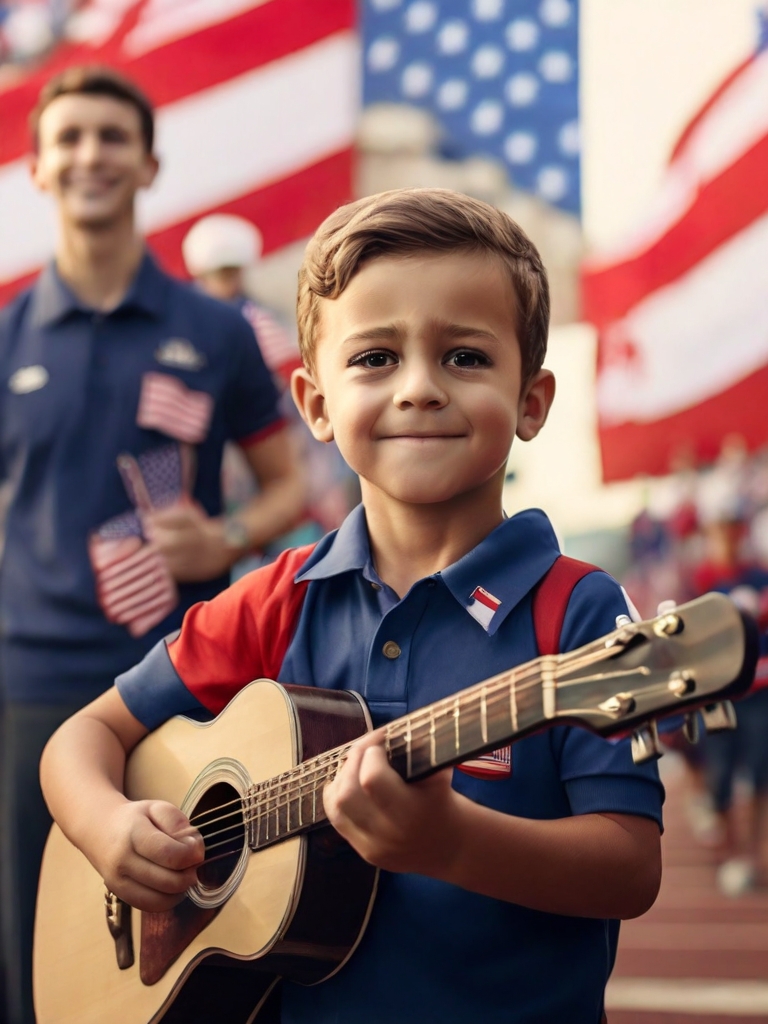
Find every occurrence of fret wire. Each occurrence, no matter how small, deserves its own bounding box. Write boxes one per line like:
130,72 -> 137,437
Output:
480,686 -> 488,744
429,708 -> 436,767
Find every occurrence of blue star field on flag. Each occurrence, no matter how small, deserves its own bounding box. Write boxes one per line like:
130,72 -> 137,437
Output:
362,0 -> 581,214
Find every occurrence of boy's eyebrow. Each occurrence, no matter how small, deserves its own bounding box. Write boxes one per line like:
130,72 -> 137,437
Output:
342,324 -> 404,346
342,320 -> 500,346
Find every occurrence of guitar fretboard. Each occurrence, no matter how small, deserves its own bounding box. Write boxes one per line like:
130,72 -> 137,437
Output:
235,623 -> 645,852
243,653 -> 573,851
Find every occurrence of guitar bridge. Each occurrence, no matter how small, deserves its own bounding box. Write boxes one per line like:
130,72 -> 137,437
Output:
105,887 -> 134,970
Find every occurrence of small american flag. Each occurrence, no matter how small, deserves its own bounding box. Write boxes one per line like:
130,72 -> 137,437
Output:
89,521 -> 178,638
241,301 -> 302,382
137,372 -> 214,445
458,745 -> 512,780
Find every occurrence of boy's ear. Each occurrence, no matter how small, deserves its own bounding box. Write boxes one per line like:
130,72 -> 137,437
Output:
290,366 -> 334,443
516,368 -> 555,442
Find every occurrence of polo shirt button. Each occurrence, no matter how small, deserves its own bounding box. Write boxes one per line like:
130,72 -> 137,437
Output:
371,582 -> 381,591
382,640 -> 401,659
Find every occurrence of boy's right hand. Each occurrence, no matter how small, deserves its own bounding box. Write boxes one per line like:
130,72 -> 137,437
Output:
93,799 -> 205,913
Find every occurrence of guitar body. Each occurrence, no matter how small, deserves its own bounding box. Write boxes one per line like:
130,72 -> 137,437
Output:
34,680 -> 377,1024
34,594 -> 757,1024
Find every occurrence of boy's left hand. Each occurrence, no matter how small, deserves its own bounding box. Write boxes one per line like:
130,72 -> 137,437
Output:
323,732 -> 465,877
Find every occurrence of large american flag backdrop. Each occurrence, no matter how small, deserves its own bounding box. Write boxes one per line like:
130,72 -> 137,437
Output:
582,35 -> 768,483
0,0 -> 358,307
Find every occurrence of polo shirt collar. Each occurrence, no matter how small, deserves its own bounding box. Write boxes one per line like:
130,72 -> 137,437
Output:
440,509 -> 560,635
295,504 -> 371,581
295,505 -> 561,636
31,250 -> 167,327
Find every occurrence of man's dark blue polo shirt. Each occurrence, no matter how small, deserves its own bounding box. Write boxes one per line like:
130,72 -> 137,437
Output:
0,253 -> 282,703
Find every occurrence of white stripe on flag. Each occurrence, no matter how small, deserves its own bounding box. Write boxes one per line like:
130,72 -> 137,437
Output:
597,210 -> 768,424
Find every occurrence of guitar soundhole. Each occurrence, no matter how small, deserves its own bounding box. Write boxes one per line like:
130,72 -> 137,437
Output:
193,782 -> 246,891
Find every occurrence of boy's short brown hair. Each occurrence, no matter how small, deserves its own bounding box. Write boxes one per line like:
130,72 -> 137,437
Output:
297,188 -> 550,382
30,65 -> 155,154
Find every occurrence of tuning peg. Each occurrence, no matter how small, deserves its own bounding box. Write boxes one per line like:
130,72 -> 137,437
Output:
700,701 -> 737,733
631,721 -> 663,764
682,712 -> 700,744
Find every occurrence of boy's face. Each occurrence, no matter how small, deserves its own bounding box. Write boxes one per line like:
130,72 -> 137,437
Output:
31,93 -> 158,230
293,251 -> 554,511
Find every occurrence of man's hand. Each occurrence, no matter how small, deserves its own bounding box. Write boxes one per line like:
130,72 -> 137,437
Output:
322,732 -> 464,877
93,799 -> 205,912
143,501 -> 233,582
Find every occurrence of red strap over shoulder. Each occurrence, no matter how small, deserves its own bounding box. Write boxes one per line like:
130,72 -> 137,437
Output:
532,555 -> 601,656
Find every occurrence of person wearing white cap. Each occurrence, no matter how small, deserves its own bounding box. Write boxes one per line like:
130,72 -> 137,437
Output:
182,213 -> 302,386
182,214 -> 357,561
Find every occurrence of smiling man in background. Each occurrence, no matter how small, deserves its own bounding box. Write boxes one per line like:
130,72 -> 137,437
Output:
0,65 -> 304,1024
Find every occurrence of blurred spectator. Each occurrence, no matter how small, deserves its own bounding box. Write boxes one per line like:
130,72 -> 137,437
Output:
621,439 -> 768,896
182,213 -> 359,570
0,66 -> 303,1024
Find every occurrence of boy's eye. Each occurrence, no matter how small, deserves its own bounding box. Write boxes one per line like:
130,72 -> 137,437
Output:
446,350 -> 491,368
349,349 -> 396,368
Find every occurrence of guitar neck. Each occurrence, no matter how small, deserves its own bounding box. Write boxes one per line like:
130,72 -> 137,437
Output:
245,637 -> 615,851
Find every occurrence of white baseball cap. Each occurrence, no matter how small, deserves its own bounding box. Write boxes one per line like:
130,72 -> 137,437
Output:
182,214 -> 263,275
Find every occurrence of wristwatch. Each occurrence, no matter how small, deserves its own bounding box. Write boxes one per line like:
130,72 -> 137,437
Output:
222,516 -> 251,553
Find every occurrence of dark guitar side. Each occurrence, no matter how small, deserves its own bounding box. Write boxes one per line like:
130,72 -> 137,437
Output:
152,685 -> 378,1024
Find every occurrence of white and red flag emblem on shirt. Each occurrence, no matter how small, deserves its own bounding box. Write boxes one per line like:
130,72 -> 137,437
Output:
581,40 -> 768,481
467,585 -> 502,633
0,0 -> 357,306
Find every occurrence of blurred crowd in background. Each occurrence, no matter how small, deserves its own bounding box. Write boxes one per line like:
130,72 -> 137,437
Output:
622,445 -> 768,899
624,441 -> 768,623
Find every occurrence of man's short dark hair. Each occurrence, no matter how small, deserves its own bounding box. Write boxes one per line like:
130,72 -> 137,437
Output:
30,65 -> 155,153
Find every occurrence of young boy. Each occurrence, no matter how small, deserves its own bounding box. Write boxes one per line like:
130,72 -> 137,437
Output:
41,189 -> 664,1023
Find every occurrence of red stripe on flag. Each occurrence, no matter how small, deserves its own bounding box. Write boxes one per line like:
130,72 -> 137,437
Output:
599,361 -> 768,482
582,134 -> 768,328
0,0 -> 355,164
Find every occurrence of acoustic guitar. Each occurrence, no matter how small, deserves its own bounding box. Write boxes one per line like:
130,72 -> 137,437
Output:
34,592 -> 757,1024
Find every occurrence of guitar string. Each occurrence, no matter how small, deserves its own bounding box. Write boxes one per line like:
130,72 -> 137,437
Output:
190,653 -> 672,851
197,666 -> 682,858
187,638 -> 645,836
186,640 -> 614,831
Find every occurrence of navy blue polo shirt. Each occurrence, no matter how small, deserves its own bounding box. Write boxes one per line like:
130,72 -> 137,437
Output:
0,253 -> 281,703
118,506 -> 664,1024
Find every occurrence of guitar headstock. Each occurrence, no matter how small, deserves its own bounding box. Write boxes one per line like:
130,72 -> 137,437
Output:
553,592 -> 759,761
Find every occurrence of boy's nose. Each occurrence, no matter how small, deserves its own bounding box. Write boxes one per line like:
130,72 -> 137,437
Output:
392,366 -> 448,409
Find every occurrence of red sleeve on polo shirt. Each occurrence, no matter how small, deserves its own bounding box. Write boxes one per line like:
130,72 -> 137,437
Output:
166,544 -> 315,714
